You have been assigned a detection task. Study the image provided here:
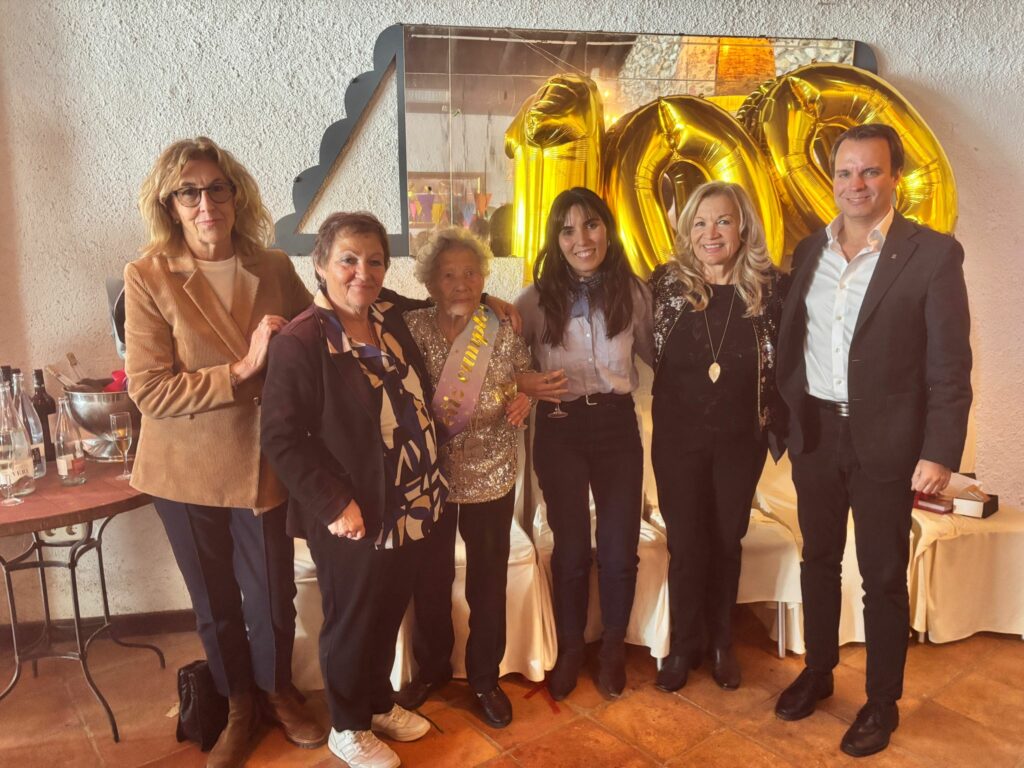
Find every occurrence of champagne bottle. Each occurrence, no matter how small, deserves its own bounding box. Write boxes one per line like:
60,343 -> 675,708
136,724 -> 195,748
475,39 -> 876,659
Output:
0,381 -> 36,498
12,370 -> 46,478
54,396 -> 87,486
31,369 -> 57,462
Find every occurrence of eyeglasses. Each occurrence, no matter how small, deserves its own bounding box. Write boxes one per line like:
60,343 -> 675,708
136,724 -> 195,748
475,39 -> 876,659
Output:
168,181 -> 236,207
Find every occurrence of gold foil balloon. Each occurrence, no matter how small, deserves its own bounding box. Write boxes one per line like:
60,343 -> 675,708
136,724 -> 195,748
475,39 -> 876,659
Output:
604,96 -> 785,275
504,75 -> 604,282
745,62 -> 958,243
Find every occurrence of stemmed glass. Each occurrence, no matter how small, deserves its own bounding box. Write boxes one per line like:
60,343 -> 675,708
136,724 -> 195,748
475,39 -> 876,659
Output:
499,380 -> 528,430
110,412 -> 133,480
0,432 -> 24,506
547,399 -> 568,419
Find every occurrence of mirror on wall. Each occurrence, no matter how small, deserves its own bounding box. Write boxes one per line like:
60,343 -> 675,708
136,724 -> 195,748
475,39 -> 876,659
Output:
276,25 -> 871,259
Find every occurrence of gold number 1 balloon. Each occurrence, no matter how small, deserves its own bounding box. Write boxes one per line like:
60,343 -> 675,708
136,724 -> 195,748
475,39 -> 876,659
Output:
604,96 -> 785,275
504,75 -> 604,282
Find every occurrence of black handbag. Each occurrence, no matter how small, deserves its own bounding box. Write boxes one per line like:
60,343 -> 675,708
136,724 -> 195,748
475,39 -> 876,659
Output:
175,660 -> 228,751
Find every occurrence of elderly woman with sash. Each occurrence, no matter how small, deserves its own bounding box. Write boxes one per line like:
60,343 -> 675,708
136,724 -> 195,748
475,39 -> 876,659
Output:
399,227 -> 531,729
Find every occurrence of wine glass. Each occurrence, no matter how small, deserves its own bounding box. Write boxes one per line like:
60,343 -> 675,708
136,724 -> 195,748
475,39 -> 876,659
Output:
110,412 -> 133,480
0,432 -> 24,506
547,399 -> 568,419
499,380 -> 528,430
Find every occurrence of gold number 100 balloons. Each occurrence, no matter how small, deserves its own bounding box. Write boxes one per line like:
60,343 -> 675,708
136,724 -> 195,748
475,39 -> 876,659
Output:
506,62 -> 957,279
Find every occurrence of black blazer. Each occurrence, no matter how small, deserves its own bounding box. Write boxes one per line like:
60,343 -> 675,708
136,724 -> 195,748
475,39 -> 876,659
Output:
776,212 -> 972,482
260,289 -> 436,540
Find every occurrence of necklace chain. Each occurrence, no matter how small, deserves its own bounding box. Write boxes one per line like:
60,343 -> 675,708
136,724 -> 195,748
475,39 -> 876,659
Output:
703,289 -> 736,383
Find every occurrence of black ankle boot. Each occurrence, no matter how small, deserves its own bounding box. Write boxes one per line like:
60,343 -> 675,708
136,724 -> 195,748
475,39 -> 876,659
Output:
596,628 -> 627,699
548,647 -> 585,701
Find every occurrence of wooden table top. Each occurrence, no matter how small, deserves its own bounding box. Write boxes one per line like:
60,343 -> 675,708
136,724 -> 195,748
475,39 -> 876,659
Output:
0,462 -> 151,537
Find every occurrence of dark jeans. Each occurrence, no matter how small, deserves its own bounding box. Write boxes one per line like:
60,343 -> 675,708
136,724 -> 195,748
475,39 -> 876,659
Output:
305,520 -> 425,731
533,395 -> 643,650
155,498 -> 296,697
411,489 -> 515,693
652,420 -> 767,656
792,401 -> 914,703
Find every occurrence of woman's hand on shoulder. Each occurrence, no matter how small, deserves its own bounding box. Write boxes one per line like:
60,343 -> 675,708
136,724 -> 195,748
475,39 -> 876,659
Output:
327,498 -> 366,540
517,369 -> 569,403
232,314 -> 288,383
485,295 -> 522,334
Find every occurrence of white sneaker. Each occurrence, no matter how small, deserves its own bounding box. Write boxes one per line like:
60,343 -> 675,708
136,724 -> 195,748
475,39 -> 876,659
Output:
370,704 -> 431,741
328,728 -> 400,768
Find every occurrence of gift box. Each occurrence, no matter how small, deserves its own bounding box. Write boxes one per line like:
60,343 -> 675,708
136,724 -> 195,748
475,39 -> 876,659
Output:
952,494 -> 999,519
946,472 -> 999,519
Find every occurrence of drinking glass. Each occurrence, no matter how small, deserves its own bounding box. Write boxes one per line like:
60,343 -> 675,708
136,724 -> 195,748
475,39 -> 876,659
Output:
110,412 -> 133,480
499,380 -> 528,430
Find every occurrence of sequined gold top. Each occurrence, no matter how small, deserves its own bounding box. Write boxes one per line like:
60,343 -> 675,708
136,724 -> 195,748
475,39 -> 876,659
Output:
405,306 -> 531,504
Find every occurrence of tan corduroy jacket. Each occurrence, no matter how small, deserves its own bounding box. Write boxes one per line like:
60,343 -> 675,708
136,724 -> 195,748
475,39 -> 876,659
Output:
124,245 -> 312,510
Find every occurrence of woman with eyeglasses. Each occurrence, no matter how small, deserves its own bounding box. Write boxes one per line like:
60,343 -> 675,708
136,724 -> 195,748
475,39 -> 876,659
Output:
125,136 -> 324,767
515,187 -> 654,701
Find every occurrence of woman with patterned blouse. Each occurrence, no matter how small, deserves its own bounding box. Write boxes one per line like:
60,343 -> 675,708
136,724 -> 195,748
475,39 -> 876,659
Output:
515,187 -> 655,702
260,212 -> 447,768
399,227 -> 532,729
649,181 -> 786,694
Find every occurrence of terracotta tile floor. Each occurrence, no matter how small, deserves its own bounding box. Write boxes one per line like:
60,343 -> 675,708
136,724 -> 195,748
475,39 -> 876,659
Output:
2,608 -> 1023,767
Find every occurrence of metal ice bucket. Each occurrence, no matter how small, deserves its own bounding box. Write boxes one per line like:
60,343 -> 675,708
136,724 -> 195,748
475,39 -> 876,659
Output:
65,383 -> 141,462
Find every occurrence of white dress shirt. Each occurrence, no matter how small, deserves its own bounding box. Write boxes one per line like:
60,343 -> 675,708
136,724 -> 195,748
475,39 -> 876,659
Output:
804,208 -> 894,402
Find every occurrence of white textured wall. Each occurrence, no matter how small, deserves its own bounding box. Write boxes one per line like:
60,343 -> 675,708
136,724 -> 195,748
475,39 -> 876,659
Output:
1,0 -> 1021,622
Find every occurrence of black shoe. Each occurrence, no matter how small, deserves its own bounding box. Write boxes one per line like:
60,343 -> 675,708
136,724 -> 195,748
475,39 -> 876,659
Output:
393,676 -> 447,710
475,686 -> 513,728
547,648 -> 584,701
596,639 -> 626,699
655,653 -> 700,692
774,668 -> 834,721
840,701 -> 899,757
710,646 -> 741,690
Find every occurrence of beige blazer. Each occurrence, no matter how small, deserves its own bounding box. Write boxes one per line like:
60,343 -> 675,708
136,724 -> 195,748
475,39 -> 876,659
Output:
124,245 -> 312,509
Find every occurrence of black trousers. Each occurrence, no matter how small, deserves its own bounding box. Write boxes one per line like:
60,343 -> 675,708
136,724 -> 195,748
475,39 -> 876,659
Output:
155,498 -> 296,697
533,396 -> 643,650
410,489 -> 515,693
791,401 -> 914,703
652,421 -> 767,657
306,520 -> 425,731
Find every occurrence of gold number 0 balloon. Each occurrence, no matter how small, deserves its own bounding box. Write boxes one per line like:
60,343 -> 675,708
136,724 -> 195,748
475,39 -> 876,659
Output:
504,75 -> 605,281
743,62 -> 958,246
604,96 -> 785,276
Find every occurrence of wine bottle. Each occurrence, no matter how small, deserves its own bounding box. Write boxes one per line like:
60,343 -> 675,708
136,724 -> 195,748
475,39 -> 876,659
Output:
31,369 -> 57,462
54,396 -> 87,486
12,370 -> 46,479
0,381 -> 36,497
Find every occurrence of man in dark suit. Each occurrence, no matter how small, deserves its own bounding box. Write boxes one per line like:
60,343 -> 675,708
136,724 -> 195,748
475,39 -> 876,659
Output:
773,123 -> 972,757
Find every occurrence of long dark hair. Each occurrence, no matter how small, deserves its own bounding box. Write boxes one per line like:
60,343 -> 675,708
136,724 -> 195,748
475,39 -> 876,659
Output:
533,187 -> 638,347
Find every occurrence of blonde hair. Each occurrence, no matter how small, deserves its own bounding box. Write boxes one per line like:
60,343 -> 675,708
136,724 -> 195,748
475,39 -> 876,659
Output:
671,181 -> 773,317
137,136 -> 273,259
414,226 -> 492,287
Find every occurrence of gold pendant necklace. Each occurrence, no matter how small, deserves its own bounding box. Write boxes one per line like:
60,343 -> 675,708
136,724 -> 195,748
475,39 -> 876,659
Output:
703,289 -> 736,383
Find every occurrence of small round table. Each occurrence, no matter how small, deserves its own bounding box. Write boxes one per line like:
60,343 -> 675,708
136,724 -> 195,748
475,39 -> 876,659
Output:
0,462 -> 165,742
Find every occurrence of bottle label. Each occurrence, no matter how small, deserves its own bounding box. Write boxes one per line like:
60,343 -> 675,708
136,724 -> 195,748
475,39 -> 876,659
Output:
3,458 -> 33,484
56,454 -> 71,477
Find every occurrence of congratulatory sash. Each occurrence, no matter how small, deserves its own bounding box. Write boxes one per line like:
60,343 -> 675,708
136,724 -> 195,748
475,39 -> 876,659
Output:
431,305 -> 499,437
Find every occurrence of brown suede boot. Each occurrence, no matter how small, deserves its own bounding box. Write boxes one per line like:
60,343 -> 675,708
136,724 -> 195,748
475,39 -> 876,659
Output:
261,685 -> 327,749
206,691 -> 261,768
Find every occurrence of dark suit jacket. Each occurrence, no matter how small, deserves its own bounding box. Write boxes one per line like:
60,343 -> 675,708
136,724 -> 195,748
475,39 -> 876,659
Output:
260,289 -> 435,540
776,212 -> 972,482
